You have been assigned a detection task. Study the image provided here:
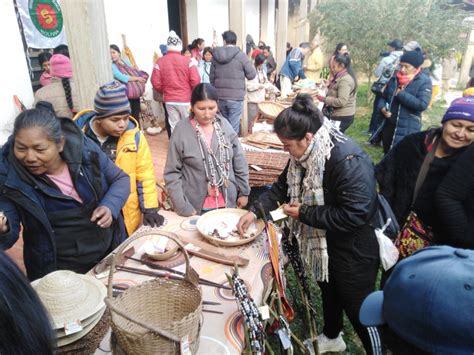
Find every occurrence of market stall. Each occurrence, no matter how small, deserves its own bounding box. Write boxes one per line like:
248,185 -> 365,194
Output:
92,210 -> 275,354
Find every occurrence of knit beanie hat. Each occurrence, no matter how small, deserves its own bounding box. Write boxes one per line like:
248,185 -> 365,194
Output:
50,54 -> 73,79
403,40 -> 422,52
159,44 -> 168,55
400,50 -> 424,68
94,81 -> 131,119
167,31 -> 182,52
442,96 -> 474,123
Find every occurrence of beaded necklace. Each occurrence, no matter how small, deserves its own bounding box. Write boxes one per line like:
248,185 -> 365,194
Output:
193,116 -> 231,208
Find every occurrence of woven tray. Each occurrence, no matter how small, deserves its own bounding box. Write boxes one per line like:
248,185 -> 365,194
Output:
245,151 -> 289,187
258,101 -> 288,119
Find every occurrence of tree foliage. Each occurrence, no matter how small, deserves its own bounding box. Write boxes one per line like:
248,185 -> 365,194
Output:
310,0 -> 468,84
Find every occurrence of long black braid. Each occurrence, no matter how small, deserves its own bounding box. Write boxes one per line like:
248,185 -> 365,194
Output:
61,78 -> 74,111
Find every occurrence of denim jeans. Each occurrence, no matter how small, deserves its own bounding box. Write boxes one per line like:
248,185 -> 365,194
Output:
369,94 -> 384,134
218,100 -> 243,135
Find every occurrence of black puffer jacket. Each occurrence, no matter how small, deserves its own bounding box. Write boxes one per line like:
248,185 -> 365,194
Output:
251,137 -> 378,247
210,46 -> 256,101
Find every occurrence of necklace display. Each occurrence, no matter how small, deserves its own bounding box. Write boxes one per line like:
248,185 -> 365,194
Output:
229,269 -> 265,354
193,116 -> 231,208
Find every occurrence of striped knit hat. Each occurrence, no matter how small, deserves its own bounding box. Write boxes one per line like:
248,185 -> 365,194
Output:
94,81 -> 131,119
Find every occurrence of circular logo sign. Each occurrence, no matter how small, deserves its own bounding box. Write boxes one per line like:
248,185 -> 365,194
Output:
29,0 -> 63,38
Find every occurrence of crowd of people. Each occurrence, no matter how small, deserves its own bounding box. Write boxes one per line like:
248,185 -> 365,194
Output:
1,29 -> 473,355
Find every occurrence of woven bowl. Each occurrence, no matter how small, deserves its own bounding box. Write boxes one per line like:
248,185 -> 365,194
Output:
196,208 -> 264,247
258,101 -> 287,119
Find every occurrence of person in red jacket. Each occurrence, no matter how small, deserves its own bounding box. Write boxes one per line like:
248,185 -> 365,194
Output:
151,31 -> 201,134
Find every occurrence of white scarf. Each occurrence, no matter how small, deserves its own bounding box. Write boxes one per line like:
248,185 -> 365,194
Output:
287,118 -> 345,282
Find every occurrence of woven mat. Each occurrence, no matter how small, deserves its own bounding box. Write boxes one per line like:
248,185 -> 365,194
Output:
241,131 -> 283,150
245,151 -> 289,187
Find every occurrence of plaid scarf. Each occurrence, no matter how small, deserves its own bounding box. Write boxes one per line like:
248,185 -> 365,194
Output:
287,118 -> 345,282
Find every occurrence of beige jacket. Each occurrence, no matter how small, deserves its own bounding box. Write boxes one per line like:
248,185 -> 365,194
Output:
304,47 -> 324,83
34,78 -> 79,118
324,72 -> 356,117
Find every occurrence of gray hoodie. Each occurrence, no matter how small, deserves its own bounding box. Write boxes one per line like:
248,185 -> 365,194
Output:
210,46 -> 256,101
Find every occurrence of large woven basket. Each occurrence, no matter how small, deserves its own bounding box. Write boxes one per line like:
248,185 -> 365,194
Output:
104,231 -> 202,354
258,101 -> 287,119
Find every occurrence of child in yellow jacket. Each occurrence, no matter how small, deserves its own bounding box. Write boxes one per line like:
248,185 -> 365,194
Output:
74,81 -> 163,235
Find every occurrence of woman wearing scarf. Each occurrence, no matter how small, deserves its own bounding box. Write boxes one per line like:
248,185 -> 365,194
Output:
238,94 -> 379,354
379,50 -> 432,154
318,54 -> 357,132
377,97 -> 474,248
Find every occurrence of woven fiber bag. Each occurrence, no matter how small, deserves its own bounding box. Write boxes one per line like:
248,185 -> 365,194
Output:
104,230 -> 202,354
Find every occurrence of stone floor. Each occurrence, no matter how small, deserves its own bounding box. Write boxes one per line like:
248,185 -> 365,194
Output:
5,131 -> 170,273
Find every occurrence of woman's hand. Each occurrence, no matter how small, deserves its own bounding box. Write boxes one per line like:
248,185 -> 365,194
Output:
237,196 -> 249,209
283,203 -> 301,219
131,76 -> 146,83
381,107 -> 392,119
0,212 -> 9,234
91,206 -> 113,228
237,211 -> 256,235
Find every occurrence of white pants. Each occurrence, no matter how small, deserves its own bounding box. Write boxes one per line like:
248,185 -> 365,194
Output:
280,75 -> 293,98
165,103 -> 190,133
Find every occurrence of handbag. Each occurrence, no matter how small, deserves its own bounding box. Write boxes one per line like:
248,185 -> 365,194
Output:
394,138 -> 439,258
115,63 -> 149,99
322,104 -> 334,118
373,194 -> 400,240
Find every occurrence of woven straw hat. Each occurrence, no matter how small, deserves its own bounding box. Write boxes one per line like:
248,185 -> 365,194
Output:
56,306 -> 106,347
31,270 -> 106,329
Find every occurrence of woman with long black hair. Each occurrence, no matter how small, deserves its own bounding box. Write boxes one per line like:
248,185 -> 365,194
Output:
34,53 -> 78,118
238,94 -> 379,354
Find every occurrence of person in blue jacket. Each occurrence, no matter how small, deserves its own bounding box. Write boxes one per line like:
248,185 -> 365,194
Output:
0,108 -> 130,281
379,50 -> 432,153
279,42 -> 311,98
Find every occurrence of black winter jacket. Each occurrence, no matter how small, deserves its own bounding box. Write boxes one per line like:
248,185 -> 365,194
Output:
376,130 -> 466,236
378,71 -> 432,149
251,137 -> 378,248
210,46 -> 256,101
436,145 -> 474,248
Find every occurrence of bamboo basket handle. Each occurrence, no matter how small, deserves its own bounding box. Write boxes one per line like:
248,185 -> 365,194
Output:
106,229 -> 199,300
104,297 -> 181,343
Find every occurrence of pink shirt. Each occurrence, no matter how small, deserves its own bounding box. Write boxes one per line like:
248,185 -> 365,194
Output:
46,164 -> 83,203
40,72 -> 52,86
190,119 -> 225,210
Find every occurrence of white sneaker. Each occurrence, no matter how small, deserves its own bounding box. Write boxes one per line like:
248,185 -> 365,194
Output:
317,332 -> 347,353
146,126 -> 162,135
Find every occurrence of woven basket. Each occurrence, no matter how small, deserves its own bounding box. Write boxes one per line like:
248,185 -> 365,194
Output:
104,231 -> 202,354
258,101 -> 287,119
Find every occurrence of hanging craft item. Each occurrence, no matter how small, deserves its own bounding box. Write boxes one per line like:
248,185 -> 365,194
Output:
227,267 -> 265,355
282,230 -> 319,353
258,203 -> 294,322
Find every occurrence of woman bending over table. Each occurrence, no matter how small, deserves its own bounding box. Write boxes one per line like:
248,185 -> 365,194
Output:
238,94 -> 379,354
164,83 -> 250,216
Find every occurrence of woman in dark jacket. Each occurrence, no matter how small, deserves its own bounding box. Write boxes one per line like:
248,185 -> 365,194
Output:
436,143 -> 474,248
238,94 -> 379,354
379,50 -> 432,153
376,96 -> 474,242
0,109 -> 130,281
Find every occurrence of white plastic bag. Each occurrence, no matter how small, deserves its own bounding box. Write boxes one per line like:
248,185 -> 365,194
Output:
375,219 -> 399,270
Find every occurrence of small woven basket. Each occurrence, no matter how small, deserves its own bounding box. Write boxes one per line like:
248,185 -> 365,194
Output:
105,231 -> 202,354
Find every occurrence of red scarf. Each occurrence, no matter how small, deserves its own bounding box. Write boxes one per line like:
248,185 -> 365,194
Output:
329,68 -> 348,89
396,68 -> 421,87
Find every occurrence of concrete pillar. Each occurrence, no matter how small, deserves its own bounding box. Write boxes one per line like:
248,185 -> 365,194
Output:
296,0 -> 309,44
228,0 -> 245,50
186,0 -> 199,42
275,0 -> 288,74
61,0 -> 113,111
260,0 -> 269,44
459,29 -> 474,88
